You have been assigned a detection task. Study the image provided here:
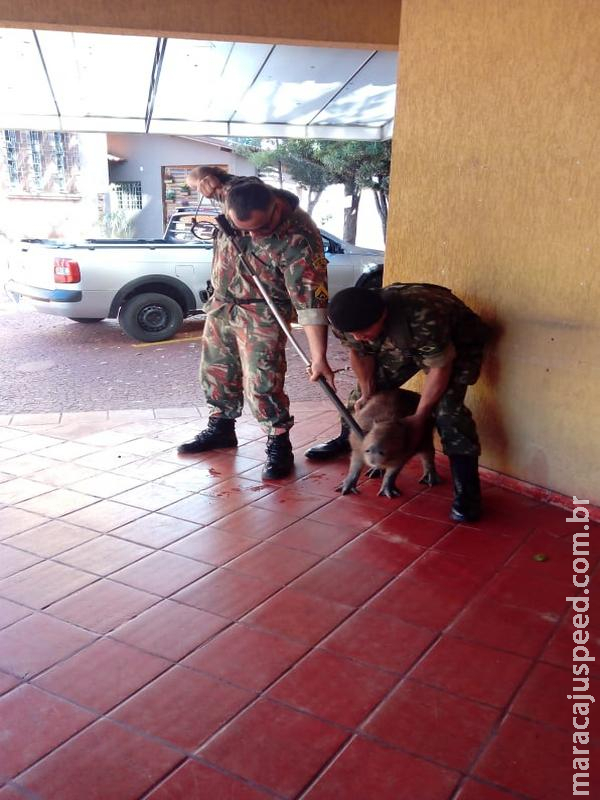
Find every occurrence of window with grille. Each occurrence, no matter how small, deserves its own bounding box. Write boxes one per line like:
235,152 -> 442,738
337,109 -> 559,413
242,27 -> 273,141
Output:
111,181 -> 143,211
0,129 -> 80,194
54,132 -> 67,191
4,130 -> 19,186
29,131 -> 43,190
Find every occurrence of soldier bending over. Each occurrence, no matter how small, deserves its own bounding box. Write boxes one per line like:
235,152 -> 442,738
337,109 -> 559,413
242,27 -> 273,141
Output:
305,283 -> 489,522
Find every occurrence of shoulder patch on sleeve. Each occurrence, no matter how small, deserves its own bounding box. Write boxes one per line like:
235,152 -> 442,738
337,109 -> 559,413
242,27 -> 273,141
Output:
312,254 -> 329,270
315,284 -> 329,301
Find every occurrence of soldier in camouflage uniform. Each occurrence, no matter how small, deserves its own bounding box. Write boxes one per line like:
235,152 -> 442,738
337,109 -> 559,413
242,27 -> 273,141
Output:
305,283 -> 489,522
179,171 -> 333,479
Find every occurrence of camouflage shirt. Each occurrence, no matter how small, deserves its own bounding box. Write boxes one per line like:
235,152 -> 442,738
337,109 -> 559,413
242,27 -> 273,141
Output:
205,190 -> 329,326
333,283 -> 489,383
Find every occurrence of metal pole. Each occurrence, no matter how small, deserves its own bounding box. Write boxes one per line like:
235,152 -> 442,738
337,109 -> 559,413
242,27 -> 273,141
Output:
215,215 -> 364,438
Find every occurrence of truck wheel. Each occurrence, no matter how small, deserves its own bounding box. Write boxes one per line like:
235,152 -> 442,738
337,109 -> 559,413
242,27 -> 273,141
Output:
68,317 -> 105,323
118,292 -> 184,342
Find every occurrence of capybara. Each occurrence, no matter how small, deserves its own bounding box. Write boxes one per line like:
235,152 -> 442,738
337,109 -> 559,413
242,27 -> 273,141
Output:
339,388 -> 441,497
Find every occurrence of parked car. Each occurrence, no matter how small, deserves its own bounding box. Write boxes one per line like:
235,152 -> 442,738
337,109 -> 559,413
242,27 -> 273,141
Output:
5,210 -> 384,343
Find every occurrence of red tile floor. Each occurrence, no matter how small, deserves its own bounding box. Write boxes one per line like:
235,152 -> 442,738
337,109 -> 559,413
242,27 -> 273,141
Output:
0,403 -> 597,799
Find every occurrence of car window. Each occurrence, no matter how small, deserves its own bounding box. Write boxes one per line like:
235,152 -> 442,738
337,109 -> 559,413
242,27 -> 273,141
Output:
321,235 -> 344,255
321,235 -> 333,254
166,214 -> 216,245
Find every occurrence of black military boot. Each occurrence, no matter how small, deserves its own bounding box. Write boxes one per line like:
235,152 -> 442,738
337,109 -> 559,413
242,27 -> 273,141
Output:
304,421 -> 351,461
262,432 -> 294,479
177,417 -> 237,454
449,454 -> 482,523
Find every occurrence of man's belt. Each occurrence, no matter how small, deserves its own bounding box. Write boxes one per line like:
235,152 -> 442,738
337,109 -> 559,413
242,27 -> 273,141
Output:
214,295 -> 266,305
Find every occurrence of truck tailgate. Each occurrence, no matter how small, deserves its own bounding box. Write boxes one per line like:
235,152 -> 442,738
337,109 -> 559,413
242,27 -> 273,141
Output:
10,242 -> 77,291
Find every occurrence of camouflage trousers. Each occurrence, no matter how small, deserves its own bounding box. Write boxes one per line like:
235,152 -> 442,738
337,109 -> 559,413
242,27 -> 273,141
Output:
200,304 -> 293,434
348,360 -> 481,457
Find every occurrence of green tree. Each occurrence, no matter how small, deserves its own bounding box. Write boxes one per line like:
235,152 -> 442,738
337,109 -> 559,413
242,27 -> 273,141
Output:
356,140 -> 392,240
318,140 -> 392,243
233,138 -> 333,214
317,141 -> 363,244
232,138 -> 391,244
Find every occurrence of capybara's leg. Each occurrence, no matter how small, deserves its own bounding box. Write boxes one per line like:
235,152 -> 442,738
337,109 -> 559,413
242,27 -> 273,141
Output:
338,452 -> 364,495
418,430 -> 442,486
379,467 -> 402,498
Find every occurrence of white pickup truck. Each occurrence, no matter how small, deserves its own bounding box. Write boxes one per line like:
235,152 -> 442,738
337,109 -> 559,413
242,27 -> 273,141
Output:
5,209 -> 384,343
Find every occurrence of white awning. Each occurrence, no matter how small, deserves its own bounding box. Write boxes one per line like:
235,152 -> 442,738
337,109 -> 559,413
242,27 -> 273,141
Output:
0,29 -> 397,140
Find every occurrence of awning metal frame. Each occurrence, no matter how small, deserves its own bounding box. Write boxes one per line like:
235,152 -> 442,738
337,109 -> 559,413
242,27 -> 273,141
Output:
0,29 -> 397,140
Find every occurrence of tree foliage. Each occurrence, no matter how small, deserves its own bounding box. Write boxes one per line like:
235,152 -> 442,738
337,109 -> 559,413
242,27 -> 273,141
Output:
231,138 -> 391,243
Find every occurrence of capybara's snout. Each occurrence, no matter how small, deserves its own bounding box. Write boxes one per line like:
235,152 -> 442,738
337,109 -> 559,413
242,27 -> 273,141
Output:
362,422 -> 404,468
363,437 -> 387,468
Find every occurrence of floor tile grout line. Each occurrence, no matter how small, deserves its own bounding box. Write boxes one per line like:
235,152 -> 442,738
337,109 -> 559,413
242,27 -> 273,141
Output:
0,499 -> 583,654
120,502 -> 569,675
8,628 -> 578,800
0,527 -> 168,604
448,774 -> 532,800
1,525 -> 116,565
173,543 -> 416,759
7,631 -> 269,788
322,520 -> 550,786
140,752 -> 287,800
290,584 -> 566,799
1,630 -> 104,692
421,525 -> 567,660
172,538 -> 434,766
8,709 -> 189,792
0,577 -> 238,658
2,565 -> 572,707
1,410 -> 592,796
298,726 -> 489,800
1,778 -> 44,800
11,658 -> 305,799
0,569 -> 109,619
294,731 -> 360,800
0,437 -> 196,490
21,520 -> 450,800
443,596 -> 575,794
2,507 -> 349,639
3,631 -> 586,784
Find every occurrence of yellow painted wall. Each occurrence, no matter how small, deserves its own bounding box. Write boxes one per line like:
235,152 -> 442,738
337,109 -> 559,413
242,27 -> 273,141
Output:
0,0 -> 400,49
388,0 -> 600,502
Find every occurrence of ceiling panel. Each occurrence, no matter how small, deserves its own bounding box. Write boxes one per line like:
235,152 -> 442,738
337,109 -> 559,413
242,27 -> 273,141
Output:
231,46 -> 373,125
202,42 -> 275,122
36,30 -> 157,119
311,51 -> 397,126
152,38 -> 232,120
0,29 -> 58,117
0,28 -> 397,139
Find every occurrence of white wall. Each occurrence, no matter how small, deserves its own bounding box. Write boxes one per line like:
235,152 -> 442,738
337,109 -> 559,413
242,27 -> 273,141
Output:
107,134 -> 256,238
0,133 -> 109,241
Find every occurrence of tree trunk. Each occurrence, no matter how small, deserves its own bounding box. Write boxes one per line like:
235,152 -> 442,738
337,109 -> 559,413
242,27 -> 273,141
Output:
307,188 -> 323,216
373,188 -> 388,241
343,186 -> 361,244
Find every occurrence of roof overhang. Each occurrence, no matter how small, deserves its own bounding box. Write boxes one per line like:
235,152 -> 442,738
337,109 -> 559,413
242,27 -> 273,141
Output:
0,29 -> 397,140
